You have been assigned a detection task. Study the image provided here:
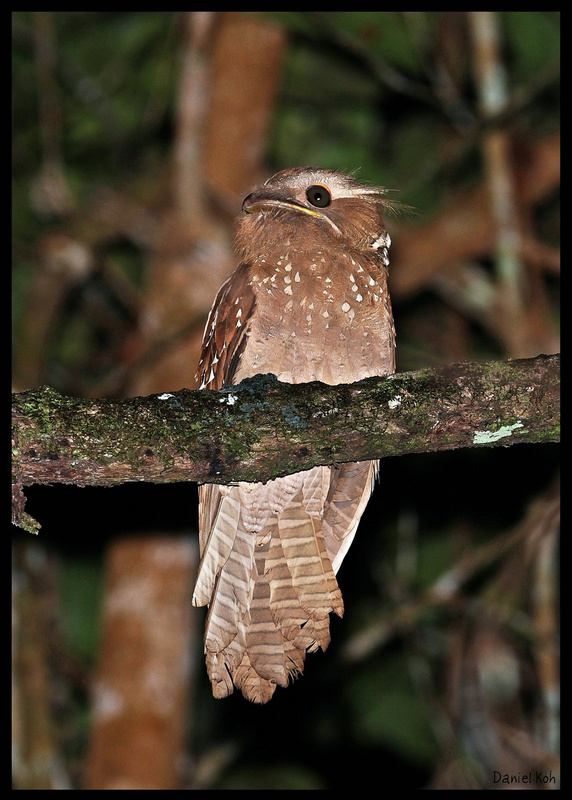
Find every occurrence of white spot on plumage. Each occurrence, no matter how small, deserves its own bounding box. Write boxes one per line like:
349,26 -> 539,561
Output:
341,301 -> 350,313
284,285 -> 293,295
372,231 -> 391,250
356,294 -> 363,302
294,272 -> 300,282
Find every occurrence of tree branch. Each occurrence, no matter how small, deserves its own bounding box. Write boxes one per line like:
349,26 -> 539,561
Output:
12,354 -> 559,529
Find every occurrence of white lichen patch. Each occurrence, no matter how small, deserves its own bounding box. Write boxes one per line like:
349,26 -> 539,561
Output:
473,421 -> 524,444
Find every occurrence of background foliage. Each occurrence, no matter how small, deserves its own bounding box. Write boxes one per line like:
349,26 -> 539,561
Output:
12,12 -> 559,790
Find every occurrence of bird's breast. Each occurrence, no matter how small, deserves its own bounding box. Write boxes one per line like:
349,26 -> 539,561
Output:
234,248 -> 395,385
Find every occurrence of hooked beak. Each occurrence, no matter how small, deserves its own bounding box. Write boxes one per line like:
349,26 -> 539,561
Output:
242,191 -> 323,219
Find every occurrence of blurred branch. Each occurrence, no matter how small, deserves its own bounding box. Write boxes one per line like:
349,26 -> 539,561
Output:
173,11 -> 215,224
344,472 -> 560,661
30,12 -> 73,217
532,515 -> 560,753
390,131 -> 560,298
12,354 -> 559,529
302,12 -> 558,136
82,537 -> 197,790
308,12 -> 447,110
468,12 -> 528,356
12,542 -> 69,789
390,127 -> 560,362
13,235 -> 95,391
203,12 -> 287,199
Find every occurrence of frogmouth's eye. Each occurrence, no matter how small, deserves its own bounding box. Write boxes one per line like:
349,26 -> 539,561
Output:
305,185 -> 331,208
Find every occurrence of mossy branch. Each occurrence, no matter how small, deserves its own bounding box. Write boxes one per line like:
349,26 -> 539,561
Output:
12,354 -> 559,531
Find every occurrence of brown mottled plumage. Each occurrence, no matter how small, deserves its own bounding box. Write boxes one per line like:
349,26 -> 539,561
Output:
193,167 -> 396,702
